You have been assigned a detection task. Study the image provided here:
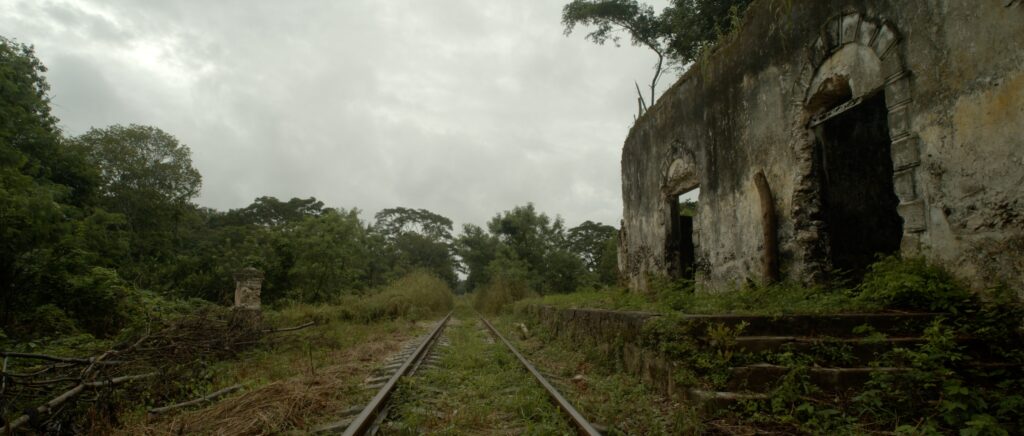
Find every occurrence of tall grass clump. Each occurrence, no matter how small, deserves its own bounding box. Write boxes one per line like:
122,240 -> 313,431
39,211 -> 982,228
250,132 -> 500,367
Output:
473,254 -> 538,314
339,270 -> 454,323
473,276 -> 537,314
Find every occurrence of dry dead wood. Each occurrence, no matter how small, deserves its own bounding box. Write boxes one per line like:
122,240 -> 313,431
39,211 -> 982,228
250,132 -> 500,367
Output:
263,321 -> 315,334
147,384 -> 244,416
0,352 -> 123,365
10,376 -> 81,386
1,310 -> 279,431
1,372 -> 156,434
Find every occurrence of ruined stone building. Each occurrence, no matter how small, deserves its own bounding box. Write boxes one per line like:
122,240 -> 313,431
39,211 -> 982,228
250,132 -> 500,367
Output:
619,0 -> 1024,292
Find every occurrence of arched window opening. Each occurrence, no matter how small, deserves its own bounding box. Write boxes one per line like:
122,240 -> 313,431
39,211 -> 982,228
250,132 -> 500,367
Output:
668,188 -> 699,279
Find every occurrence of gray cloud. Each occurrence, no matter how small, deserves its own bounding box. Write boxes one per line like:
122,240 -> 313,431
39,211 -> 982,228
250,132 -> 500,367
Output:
1,0 -> 674,229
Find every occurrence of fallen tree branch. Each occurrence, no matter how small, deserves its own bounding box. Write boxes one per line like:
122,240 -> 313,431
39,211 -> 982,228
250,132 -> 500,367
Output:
79,334 -> 149,380
10,376 -> 81,387
147,384 -> 244,416
82,373 -> 155,387
0,352 -> 123,365
0,366 -> 60,379
263,321 -> 315,334
1,372 -> 157,434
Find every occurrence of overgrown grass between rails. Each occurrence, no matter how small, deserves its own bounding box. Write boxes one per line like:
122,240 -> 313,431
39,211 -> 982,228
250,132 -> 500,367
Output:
386,302 -> 572,434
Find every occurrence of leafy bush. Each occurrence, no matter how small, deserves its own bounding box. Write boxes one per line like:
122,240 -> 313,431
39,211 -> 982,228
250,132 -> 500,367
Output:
856,256 -> 972,313
21,304 -> 78,338
854,318 -> 1024,434
65,267 -> 144,337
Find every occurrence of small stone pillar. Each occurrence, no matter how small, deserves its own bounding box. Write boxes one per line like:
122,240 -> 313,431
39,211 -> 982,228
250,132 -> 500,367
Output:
234,267 -> 264,309
231,267 -> 264,331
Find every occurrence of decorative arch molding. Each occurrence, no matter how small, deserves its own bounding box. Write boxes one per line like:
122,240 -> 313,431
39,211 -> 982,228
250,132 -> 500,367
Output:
662,151 -> 699,197
791,11 -> 926,265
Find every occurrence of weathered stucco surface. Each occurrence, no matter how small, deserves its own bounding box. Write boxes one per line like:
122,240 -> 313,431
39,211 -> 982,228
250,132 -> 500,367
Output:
620,0 -> 1024,292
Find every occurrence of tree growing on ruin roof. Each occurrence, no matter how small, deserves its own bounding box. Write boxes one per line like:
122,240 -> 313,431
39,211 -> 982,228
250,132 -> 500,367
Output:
562,0 -> 752,113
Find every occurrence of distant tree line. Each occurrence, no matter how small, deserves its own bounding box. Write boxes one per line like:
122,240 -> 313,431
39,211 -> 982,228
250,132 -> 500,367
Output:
0,36 -> 619,340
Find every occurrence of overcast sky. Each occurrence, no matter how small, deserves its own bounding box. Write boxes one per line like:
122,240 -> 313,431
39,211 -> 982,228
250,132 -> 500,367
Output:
1,0 -> 676,230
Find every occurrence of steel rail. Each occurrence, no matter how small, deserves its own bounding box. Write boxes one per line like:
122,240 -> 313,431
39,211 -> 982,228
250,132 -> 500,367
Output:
479,315 -> 602,436
342,311 -> 452,436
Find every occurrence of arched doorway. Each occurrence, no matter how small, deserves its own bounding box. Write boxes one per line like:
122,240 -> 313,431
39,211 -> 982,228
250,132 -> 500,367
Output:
803,31 -> 912,280
811,89 -> 902,278
663,154 -> 700,280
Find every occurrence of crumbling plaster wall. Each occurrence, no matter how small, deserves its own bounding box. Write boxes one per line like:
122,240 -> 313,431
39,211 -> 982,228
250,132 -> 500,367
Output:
901,1 -> 1024,292
620,0 -> 1024,292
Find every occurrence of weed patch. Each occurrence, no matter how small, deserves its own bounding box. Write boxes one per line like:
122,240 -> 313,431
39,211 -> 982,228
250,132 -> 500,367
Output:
510,257 -> 1024,433
490,313 -> 704,434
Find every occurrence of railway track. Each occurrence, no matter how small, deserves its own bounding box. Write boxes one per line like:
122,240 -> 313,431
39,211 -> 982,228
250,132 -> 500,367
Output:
327,311 -> 601,435
478,315 -> 602,436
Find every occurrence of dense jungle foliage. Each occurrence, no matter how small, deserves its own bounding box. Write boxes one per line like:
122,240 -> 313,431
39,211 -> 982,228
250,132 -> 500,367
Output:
0,36 -> 620,343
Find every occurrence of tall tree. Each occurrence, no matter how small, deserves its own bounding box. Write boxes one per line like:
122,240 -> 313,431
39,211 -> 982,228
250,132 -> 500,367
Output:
374,207 -> 454,243
222,196 -> 325,228
487,203 -> 563,271
485,204 -> 585,294
73,124 -> 202,284
567,220 -> 618,280
0,37 -> 127,334
0,37 -> 64,325
287,209 -> 370,302
75,124 -> 201,211
454,224 -> 500,292
373,207 -> 457,286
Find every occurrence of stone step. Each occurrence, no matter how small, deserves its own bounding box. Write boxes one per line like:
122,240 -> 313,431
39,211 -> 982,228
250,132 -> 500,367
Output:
676,312 -> 941,338
725,361 -> 1022,393
684,388 -> 769,411
734,335 -> 925,364
530,306 -> 941,344
726,363 -> 904,392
